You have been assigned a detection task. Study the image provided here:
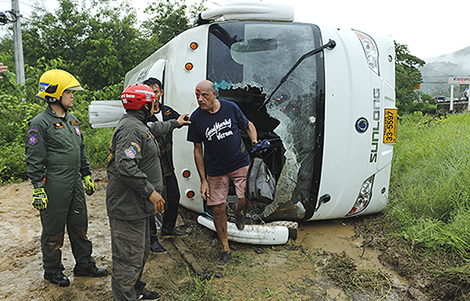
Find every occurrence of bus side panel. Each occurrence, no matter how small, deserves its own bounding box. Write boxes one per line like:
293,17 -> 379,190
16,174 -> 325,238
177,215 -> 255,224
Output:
162,26 -> 209,214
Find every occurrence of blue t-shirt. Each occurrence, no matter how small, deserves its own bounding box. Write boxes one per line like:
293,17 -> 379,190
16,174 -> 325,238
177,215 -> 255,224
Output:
187,99 -> 250,176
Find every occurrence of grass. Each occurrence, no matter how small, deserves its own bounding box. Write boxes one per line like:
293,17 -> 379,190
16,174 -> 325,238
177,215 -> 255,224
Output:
390,112 -> 470,257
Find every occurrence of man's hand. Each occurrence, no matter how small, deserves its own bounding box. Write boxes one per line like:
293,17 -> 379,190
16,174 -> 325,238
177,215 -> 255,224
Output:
149,190 -> 165,213
177,114 -> 191,126
83,175 -> 95,196
0,62 -> 7,79
32,188 -> 48,210
200,180 -> 210,201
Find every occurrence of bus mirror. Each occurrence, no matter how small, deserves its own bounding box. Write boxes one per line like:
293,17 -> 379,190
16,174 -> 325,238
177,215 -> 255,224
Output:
231,38 -> 278,53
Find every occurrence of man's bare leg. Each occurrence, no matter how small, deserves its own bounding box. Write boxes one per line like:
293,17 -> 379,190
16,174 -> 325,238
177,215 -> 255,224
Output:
234,198 -> 253,230
235,197 -> 253,215
212,203 -> 232,266
212,203 -> 229,252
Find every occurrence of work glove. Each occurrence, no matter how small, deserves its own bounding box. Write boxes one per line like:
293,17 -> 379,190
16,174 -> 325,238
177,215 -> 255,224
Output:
83,175 -> 95,196
32,188 -> 48,211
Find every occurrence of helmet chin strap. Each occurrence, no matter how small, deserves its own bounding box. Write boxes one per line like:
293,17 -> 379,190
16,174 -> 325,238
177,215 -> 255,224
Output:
59,97 -> 68,112
142,102 -> 152,119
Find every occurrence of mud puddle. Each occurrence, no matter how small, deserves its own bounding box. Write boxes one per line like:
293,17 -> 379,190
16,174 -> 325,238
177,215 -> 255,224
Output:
213,219 -> 409,300
299,220 -> 408,296
215,244 -> 345,300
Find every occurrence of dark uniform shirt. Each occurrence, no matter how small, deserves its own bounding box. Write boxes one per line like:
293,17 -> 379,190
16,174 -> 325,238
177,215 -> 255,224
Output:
25,105 -> 91,190
106,110 -> 178,221
148,104 -> 180,177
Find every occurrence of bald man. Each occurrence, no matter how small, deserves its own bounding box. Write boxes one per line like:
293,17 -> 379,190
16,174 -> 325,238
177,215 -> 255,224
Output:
187,80 -> 257,266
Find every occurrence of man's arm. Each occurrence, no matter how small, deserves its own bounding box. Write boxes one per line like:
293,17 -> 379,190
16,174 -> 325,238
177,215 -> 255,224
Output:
77,120 -> 92,178
193,142 -> 209,200
148,114 -> 190,138
246,121 -> 258,145
25,122 -> 47,189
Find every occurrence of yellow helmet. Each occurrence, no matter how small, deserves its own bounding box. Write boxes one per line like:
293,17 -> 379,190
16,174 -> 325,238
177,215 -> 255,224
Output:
36,69 -> 84,103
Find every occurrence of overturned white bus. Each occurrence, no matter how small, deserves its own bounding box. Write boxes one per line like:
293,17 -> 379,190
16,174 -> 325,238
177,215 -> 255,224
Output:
89,1 -> 396,245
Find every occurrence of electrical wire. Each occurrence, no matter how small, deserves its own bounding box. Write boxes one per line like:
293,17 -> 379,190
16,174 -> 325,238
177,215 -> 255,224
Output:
0,10 -> 17,25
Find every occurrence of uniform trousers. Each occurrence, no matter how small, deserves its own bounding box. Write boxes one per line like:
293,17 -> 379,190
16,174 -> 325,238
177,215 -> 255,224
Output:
110,217 -> 150,301
150,172 -> 180,242
40,176 -> 95,276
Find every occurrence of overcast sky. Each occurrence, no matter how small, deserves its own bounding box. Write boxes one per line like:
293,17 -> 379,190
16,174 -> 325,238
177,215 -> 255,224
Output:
2,0 -> 469,59
200,0 -> 470,59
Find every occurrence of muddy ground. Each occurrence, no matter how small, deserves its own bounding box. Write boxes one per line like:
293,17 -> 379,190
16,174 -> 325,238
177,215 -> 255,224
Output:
0,168 -> 457,300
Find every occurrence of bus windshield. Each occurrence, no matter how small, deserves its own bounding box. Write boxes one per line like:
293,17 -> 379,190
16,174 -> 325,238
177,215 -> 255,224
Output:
207,22 -> 325,221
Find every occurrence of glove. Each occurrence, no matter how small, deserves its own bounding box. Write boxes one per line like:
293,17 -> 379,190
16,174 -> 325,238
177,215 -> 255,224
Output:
32,188 -> 48,210
83,175 -> 95,196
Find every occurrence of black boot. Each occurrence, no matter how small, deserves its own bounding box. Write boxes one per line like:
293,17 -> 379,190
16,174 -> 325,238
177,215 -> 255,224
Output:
44,271 -> 70,287
150,240 -> 167,253
74,264 -> 109,277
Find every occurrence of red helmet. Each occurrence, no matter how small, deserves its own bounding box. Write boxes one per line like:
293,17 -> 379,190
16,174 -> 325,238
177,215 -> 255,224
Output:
121,84 -> 156,110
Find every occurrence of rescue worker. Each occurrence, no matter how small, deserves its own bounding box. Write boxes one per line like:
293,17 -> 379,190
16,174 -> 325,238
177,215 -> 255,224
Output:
106,83 -> 190,300
25,69 -> 108,287
144,77 -> 188,254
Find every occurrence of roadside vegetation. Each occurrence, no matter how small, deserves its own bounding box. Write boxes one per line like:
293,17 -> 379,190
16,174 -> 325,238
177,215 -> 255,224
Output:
391,112 -> 470,257
381,112 -> 470,299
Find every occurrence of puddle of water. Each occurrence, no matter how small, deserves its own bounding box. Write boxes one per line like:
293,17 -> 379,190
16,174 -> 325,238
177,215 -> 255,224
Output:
216,249 -> 332,300
298,221 -> 381,267
298,220 -> 407,287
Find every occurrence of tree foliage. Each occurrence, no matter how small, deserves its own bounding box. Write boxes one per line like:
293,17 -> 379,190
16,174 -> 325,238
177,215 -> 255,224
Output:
142,0 -> 206,46
0,0 -> 204,185
0,0 -> 202,90
394,41 -> 433,114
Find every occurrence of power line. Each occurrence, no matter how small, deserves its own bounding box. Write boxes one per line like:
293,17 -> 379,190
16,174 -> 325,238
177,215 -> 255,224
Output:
0,10 -> 17,25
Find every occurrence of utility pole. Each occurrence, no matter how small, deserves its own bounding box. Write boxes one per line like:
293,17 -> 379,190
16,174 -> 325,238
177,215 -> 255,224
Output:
11,0 -> 24,84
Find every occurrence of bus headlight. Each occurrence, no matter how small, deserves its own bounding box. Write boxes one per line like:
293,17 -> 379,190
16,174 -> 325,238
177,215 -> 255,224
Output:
354,30 -> 379,75
347,175 -> 374,216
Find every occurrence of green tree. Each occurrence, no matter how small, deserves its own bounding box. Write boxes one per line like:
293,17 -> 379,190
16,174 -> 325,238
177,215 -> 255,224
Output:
395,41 -> 433,114
0,0 -> 207,89
142,0 -> 206,46
0,0 -> 208,184
0,0 -> 152,89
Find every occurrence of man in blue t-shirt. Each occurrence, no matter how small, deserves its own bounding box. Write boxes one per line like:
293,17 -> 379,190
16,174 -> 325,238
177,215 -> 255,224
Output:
187,80 -> 258,266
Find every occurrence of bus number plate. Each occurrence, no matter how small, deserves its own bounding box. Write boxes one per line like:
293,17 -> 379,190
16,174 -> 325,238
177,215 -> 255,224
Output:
384,108 -> 397,144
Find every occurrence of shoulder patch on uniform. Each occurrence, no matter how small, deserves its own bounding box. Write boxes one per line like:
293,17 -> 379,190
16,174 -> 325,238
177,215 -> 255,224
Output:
125,146 -> 136,158
131,142 -> 141,152
28,128 -> 38,134
70,120 -> 79,126
74,126 -> 81,136
28,134 -> 38,146
164,109 -> 171,115
54,122 -> 64,129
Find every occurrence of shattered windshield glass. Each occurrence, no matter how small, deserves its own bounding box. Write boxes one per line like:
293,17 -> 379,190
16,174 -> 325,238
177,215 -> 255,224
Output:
208,22 -> 325,221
